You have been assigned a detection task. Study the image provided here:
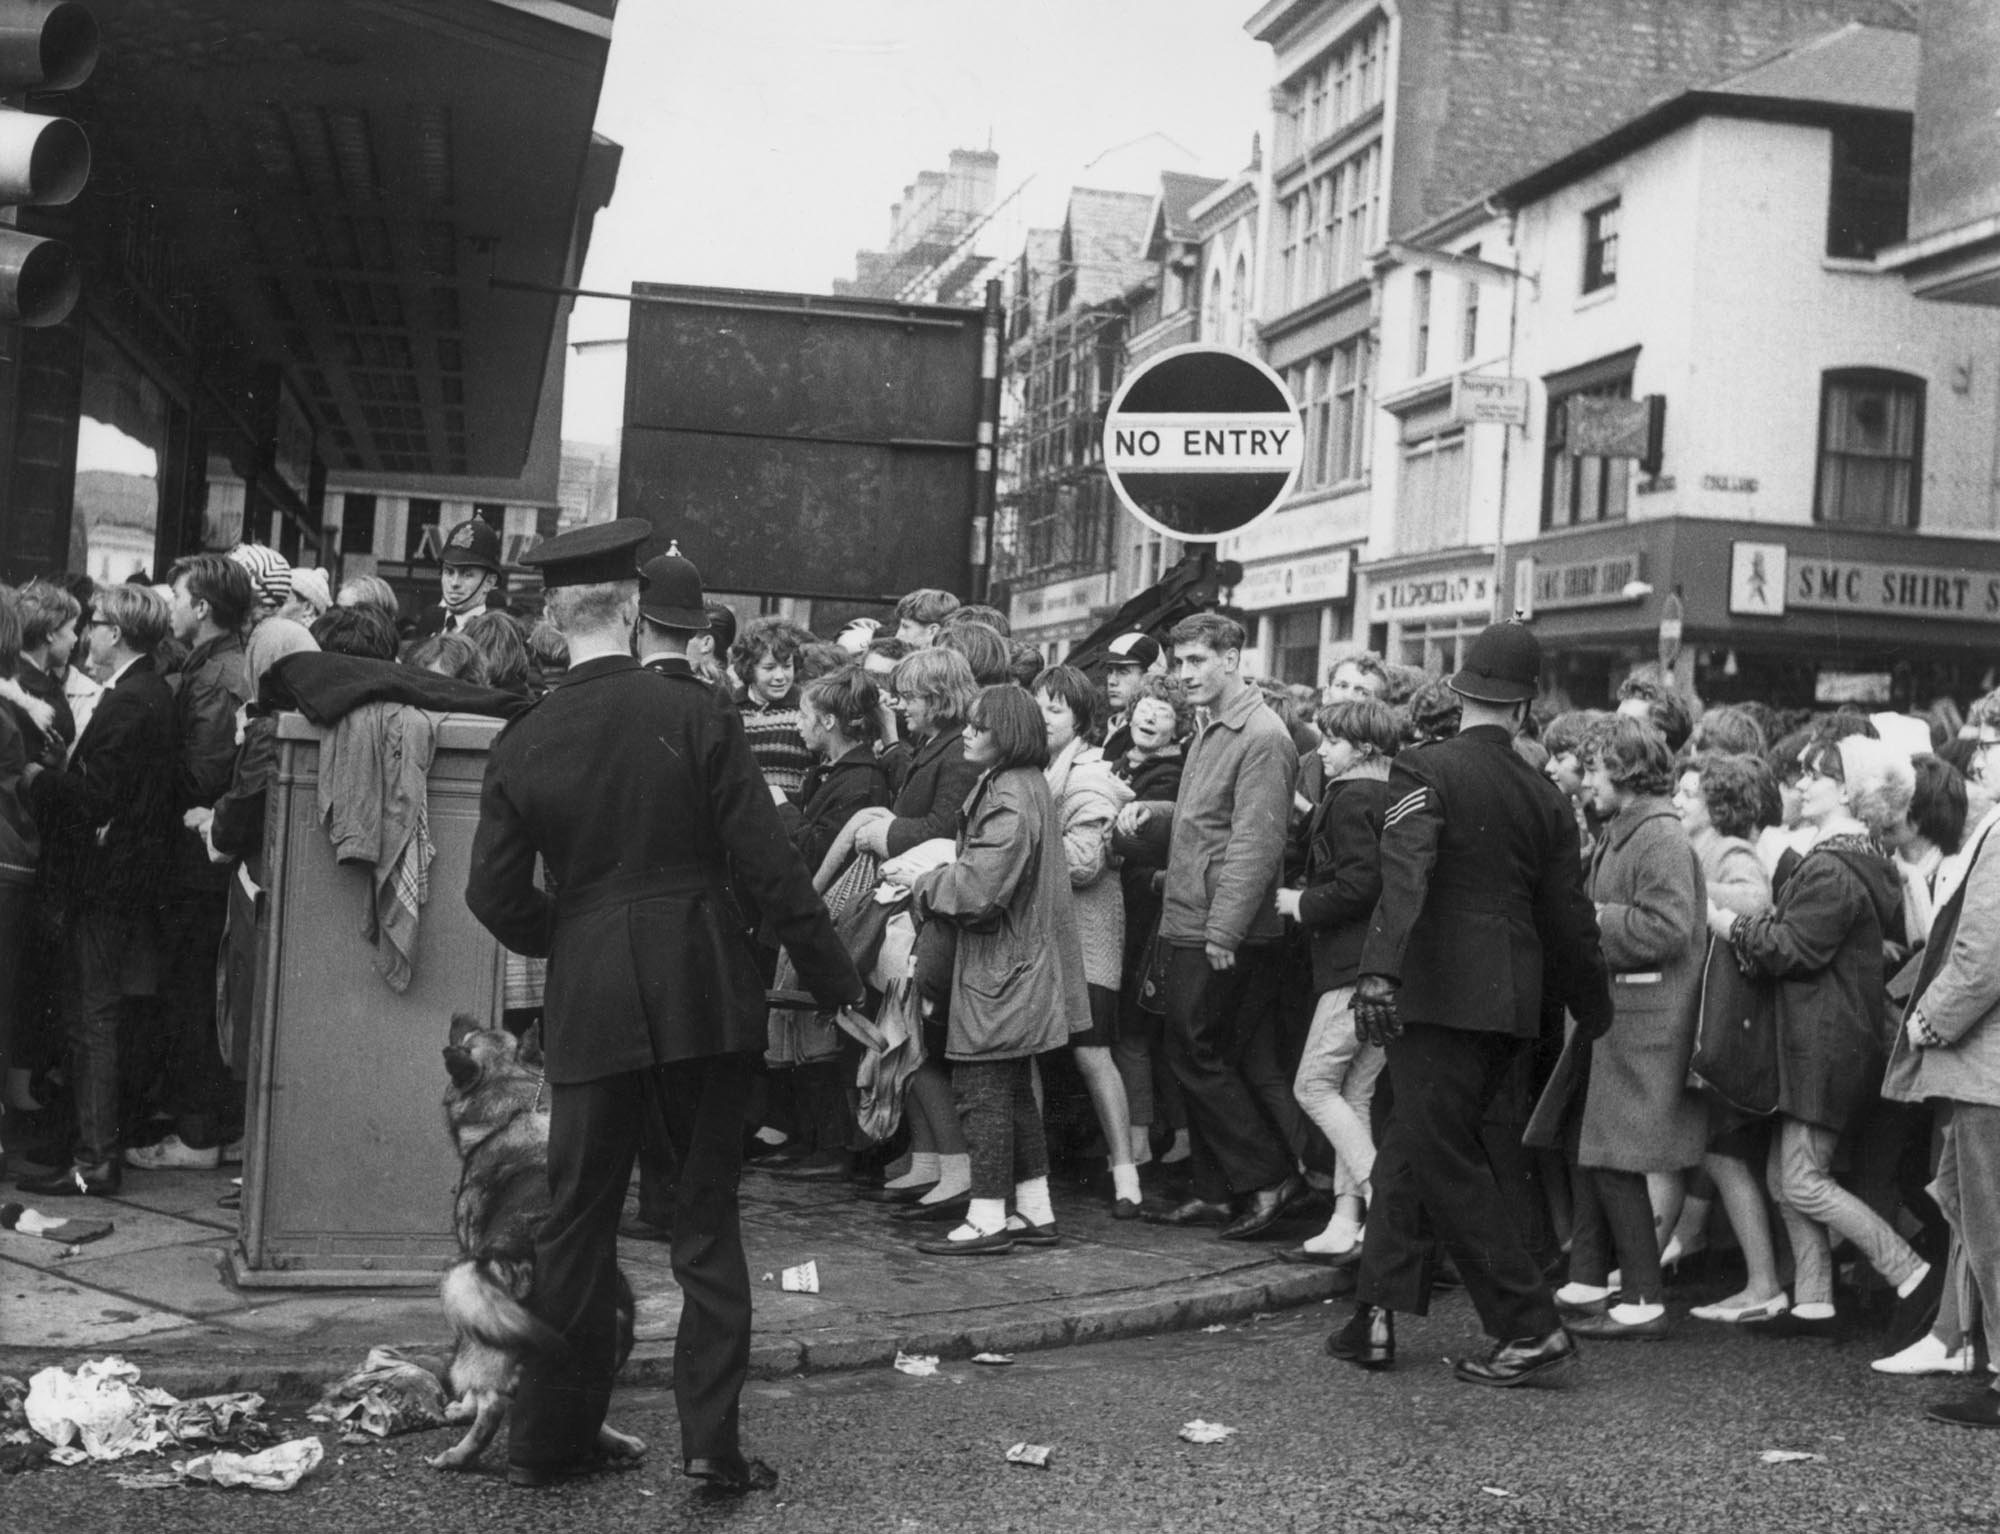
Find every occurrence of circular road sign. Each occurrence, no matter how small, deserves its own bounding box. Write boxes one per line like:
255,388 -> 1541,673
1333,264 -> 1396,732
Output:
1102,343 -> 1303,542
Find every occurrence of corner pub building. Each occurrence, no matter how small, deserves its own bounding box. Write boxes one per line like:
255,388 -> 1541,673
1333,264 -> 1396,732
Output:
0,0 -> 617,591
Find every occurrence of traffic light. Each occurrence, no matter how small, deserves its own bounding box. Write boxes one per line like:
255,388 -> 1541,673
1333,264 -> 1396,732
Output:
0,1 -> 94,328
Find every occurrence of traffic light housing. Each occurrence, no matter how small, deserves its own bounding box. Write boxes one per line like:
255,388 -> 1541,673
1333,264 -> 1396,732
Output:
0,1 -> 94,328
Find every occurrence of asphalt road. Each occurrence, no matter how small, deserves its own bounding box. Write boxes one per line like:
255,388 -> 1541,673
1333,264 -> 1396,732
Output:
8,1295 -> 2000,1533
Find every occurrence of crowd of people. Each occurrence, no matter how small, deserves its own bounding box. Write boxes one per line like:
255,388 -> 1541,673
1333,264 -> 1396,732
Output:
9,516 -> 2000,1437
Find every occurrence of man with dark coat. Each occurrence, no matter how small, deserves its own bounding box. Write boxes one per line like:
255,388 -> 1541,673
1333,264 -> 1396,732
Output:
465,520 -> 863,1494
17,586 -> 179,1196
1328,620 -> 1612,1388
414,516 -> 502,638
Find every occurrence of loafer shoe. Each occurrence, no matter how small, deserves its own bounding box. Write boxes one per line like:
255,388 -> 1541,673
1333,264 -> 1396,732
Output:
768,1151 -> 853,1182
1111,1197 -> 1142,1221
1219,1174 -> 1306,1241
1742,1310 -> 1840,1340
686,1455 -> 780,1495
893,1194 -> 971,1224
1925,1392 -> 2000,1429
1005,1218 -> 1060,1247
18,1161 -> 121,1198
1454,1327 -> 1579,1388
1874,1334 -> 1975,1376
916,1226 -> 1014,1256
617,1215 -> 673,1244
1325,1304 -> 1395,1370
1141,1196 -> 1231,1228
1567,1308 -> 1669,1341
124,1134 -> 220,1171
857,1182 -> 938,1205
1690,1294 -> 1790,1325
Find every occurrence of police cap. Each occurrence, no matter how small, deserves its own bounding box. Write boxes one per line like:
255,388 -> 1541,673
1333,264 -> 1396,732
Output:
638,541 -> 707,628
440,516 -> 502,571
1105,631 -> 1161,671
1448,620 -> 1542,703
519,518 -> 652,590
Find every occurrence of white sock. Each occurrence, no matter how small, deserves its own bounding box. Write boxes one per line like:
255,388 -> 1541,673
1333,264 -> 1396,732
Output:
1014,1176 -> 1055,1227
753,1125 -> 789,1146
963,1196 -> 1007,1236
1129,1126 -> 1153,1166
883,1151 -> 940,1190
1111,1163 -> 1142,1204
919,1153 -> 970,1203
1557,1281 -> 1611,1305
1897,1262 -> 1933,1299
1794,1301 -> 1835,1320
1161,1129 -> 1192,1164
1608,1301 -> 1664,1324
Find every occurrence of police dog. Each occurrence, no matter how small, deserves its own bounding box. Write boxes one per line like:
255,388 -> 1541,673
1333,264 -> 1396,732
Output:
429,1012 -> 643,1473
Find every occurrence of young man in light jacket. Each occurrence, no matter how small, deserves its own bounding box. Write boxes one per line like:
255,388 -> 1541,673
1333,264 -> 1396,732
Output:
1884,697 -> 2000,1425
1115,612 -> 1300,1242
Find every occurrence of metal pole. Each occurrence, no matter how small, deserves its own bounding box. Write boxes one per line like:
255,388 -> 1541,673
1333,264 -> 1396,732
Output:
971,276 -> 1004,604
1492,215 -> 1521,621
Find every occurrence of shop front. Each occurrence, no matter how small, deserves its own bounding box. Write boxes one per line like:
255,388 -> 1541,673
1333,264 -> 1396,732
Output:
1507,517 -> 2000,710
1361,550 -> 1498,674
1232,546 -> 1355,687
1008,570 -> 1113,660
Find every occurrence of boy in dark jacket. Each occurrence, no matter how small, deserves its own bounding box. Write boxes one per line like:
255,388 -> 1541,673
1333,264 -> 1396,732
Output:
1275,697 -> 1401,1260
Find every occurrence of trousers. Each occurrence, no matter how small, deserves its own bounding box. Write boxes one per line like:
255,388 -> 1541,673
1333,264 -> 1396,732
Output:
1291,985 -> 1384,1198
1767,1115 -> 1923,1306
954,1056 -> 1049,1200
1162,942 -> 1296,1203
510,1052 -> 753,1472
1930,1102 -> 2000,1363
1358,1024 -> 1560,1342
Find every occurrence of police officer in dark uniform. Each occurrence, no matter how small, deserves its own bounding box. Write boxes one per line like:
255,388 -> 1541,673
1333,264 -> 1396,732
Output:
465,519 -> 863,1492
414,516 -> 502,637
1327,620 -> 1612,1388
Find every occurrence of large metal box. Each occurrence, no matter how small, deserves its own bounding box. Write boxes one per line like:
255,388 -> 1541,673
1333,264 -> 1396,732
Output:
232,712 -> 506,1287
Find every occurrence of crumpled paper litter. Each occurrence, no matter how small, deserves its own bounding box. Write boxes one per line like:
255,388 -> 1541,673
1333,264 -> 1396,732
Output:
307,1346 -> 447,1439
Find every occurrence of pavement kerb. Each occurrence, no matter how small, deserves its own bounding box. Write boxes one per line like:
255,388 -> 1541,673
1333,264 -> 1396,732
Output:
0,1258 -> 1350,1402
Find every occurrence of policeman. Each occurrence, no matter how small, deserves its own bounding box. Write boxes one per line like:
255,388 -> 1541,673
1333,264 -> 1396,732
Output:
465,519 -> 863,1492
414,516 -> 502,637
1327,620 -> 1612,1388
637,542 -> 735,707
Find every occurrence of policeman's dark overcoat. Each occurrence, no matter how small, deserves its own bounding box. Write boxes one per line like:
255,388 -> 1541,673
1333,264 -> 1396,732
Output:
1360,724 -> 1612,1039
466,653 -> 861,1084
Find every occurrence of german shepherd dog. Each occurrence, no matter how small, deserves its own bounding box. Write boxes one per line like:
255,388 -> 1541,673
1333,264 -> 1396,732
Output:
428,1013 -> 643,1472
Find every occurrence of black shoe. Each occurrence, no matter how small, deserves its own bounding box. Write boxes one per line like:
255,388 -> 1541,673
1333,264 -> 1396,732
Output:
1112,1197 -> 1143,1221
1140,1196 -> 1231,1228
856,1181 -> 938,1205
1325,1304 -> 1395,1370
892,1194 -> 971,1224
685,1455 -> 780,1496
17,1161 -> 121,1198
1219,1173 -> 1307,1241
742,1138 -> 797,1166
1926,1391 -> 2000,1429
1567,1308 -> 1670,1341
768,1150 -> 854,1182
1454,1327 -> 1579,1388
1742,1310 -> 1841,1340
618,1215 -> 673,1244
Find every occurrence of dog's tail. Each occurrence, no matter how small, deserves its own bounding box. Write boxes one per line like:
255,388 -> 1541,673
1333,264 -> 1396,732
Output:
439,1259 -> 571,1362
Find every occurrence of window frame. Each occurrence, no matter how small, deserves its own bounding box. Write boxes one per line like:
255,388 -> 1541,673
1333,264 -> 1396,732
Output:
1541,349 -> 1639,531
1812,367 -> 1924,529
1581,197 -> 1620,295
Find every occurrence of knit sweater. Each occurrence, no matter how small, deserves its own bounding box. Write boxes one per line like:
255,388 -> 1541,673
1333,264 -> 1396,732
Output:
740,687 -> 814,797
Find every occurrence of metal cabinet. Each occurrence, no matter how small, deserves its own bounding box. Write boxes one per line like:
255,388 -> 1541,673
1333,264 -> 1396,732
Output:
232,711 -> 505,1288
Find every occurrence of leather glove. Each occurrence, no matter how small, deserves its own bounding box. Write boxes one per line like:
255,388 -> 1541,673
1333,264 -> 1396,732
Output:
1353,973 -> 1402,1047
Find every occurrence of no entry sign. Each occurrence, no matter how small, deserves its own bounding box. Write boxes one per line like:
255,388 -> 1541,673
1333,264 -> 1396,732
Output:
1103,343 -> 1303,541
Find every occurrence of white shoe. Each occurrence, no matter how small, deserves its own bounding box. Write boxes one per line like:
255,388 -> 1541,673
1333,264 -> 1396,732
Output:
1556,1281 -> 1612,1308
1690,1293 -> 1789,1324
123,1134 -> 221,1171
1872,1334 -> 1975,1376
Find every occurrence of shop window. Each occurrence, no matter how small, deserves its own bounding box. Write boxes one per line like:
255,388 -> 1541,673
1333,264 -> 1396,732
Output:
1815,369 -> 1922,527
73,325 -> 170,584
1266,608 -> 1322,688
1543,357 -> 1636,530
1398,428 -> 1468,554
406,496 -> 442,562
1398,617 -> 1483,675
342,493 -> 378,555
1826,119 -> 1910,261
1582,198 -> 1620,294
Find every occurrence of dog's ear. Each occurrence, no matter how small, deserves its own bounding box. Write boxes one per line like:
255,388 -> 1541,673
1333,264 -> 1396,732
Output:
447,1012 -> 483,1047
515,1024 -> 544,1070
443,1045 -> 479,1089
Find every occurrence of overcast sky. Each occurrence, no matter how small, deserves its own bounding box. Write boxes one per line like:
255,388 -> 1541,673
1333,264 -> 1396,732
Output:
561,0 -> 1275,442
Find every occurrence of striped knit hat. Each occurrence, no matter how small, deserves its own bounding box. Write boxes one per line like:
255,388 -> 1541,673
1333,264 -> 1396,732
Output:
229,544 -> 292,609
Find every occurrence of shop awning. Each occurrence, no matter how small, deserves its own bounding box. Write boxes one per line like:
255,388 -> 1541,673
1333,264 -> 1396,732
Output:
72,0 -> 618,480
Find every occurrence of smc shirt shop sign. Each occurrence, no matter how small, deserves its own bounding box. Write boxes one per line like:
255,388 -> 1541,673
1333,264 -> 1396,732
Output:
1103,344 -> 1304,541
1730,542 -> 2000,623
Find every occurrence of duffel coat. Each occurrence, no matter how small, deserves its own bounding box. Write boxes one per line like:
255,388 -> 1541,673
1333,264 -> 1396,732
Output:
1533,796 -> 1708,1171
914,764 -> 1090,1062
466,654 -> 861,1083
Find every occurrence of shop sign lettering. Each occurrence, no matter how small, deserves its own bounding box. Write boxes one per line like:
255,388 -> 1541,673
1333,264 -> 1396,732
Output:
1369,569 -> 1492,621
1790,558 -> 2000,622
1531,552 -> 1642,610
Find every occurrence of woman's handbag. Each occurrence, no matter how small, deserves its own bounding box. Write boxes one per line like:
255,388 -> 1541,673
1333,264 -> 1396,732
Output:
1689,932 -> 1780,1116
